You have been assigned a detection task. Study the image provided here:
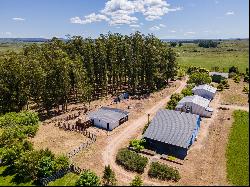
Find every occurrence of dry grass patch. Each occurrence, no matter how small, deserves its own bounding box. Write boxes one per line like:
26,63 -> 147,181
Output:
220,79 -> 249,106
30,123 -> 89,155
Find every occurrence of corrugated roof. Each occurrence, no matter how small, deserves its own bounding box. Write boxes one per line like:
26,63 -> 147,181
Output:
143,109 -> 199,148
209,72 -> 229,78
192,84 -> 217,93
88,107 -> 128,123
177,95 -> 210,108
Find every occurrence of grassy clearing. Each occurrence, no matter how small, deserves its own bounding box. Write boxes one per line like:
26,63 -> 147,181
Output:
174,40 -> 249,73
0,166 -> 34,186
48,172 -> 79,186
226,110 -> 249,186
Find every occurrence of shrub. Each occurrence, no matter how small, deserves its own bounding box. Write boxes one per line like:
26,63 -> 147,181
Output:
244,75 -> 249,82
181,87 -> 193,97
229,72 -> 237,78
130,175 -> 143,186
221,79 -> 230,89
198,40 -> 218,48
129,139 -> 146,152
233,76 -> 240,83
148,162 -> 180,182
116,148 -> 148,173
0,111 -> 39,128
75,170 -> 101,186
229,66 -> 239,74
166,93 -> 183,110
211,74 -> 224,83
242,86 -> 249,94
187,72 -> 212,85
187,66 -> 209,75
217,83 -> 224,91
102,165 -> 117,186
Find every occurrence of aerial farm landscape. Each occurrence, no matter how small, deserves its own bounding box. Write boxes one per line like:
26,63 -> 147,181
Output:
0,0 -> 249,186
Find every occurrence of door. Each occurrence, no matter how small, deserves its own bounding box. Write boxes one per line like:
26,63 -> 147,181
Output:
107,123 -> 110,130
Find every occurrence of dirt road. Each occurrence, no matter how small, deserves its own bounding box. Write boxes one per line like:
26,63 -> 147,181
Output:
219,104 -> 249,111
102,80 -> 187,185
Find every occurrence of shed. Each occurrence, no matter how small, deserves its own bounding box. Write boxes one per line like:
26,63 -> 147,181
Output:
175,95 -> 213,117
143,109 -> 201,159
192,84 -> 217,100
114,92 -> 129,102
88,107 -> 129,131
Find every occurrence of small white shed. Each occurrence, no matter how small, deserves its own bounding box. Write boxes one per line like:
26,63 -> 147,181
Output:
88,107 -> 129,131
192,84 -> 217,100
175,95 -> 213,118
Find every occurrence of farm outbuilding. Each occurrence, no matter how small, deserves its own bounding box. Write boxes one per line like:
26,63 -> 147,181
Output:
143,109 -> 201,159
175,95 -> 213,117
88,107 -> 129,131
192,84 -> 217,100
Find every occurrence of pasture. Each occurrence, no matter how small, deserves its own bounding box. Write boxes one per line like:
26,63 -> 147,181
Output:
174,40 -> 249,73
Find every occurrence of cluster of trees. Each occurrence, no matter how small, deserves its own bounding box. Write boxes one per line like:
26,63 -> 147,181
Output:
169,42 -> 183,47
0,111 -> 69,184
0,32 -> 179,115
198,40 -> 218,48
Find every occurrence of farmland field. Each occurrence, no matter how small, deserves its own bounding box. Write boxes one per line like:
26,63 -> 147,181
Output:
226,110 -> 249,186
173,40 -> 249,73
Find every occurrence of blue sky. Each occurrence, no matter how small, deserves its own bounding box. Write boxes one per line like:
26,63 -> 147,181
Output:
0,0 -> 249,39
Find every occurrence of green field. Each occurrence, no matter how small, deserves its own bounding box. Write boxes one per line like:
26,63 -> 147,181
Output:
174,40 -> 249,73
226,110 -> 249,186
48,172 -> 79,186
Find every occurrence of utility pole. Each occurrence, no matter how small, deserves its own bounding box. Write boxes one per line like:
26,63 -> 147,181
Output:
147,113 -> 150,125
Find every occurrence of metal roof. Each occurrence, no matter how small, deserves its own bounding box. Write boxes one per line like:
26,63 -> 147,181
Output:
88,107 -> 129,124
209,72 -> 229,78
143,109 -> 199,148
192,84 -> 217,94
176,95 -> 210,108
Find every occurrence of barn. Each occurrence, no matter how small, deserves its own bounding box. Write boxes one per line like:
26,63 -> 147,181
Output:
192,84 -> 217,100
175,95 -> 213,117
88,107 -> 129,131
143,109 -> 201,159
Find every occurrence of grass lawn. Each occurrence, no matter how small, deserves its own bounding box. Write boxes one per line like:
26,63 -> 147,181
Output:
48,172 -> 79,186
226,110 -> 249,186
0,166 -> 34,186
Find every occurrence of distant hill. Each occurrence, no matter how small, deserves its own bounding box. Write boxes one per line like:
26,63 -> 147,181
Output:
0,38 -> 50,43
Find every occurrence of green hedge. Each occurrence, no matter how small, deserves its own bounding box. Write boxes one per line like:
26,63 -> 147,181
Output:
148,162 -> 180,182
116,148 -> 148,173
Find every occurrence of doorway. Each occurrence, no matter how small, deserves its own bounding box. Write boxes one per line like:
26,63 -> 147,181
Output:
107,123 -> 110,130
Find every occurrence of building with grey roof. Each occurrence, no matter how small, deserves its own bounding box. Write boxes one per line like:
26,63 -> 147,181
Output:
88,107 -> 129,131
192,84 -> 217,100
143,109 -> 201,159
176,95 -> 213,117
209,72 -> 229,79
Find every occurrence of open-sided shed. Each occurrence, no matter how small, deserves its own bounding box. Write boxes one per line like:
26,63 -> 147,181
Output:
192,84 -> 217,100
143,109 -> 201,159
175,95 -> 213,117
88,107 -> 129,131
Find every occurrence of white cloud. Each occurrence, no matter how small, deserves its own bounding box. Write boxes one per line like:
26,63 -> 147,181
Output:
170,30 -> 176,33
129,24 -> 140,28
215,0 -> 219,4
159,23 -> 166,27
71,0 -> 181,26
225,11 -> 234,15
5,32 -> 12,35
149,25 -> 160,31
12,17 -> 25,21
70,13 -> 109,24
184,31 -> 196,35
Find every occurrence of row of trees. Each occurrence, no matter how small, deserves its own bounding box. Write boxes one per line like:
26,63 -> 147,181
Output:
0,32 -> 179,114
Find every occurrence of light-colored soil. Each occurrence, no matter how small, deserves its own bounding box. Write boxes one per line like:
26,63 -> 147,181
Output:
220,79 -> 249,106
30,124 -> 89,156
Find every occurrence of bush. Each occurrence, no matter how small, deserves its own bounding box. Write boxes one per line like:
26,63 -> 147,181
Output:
187,66 -> 209,75
166,93 -> 183,110
217,83 -> 224,91
116,148 -> 148,173
244,75 -> 249,82
129,139 -> 146,152
221,79 -> 230,89
75,170 -> 101,186
211,75 -> 224,83
198,40 -> 218,48
229,72 -> 237,78
233,76 -> 241,83
130,175 -> 143,186
187,72 -> 212,85
148,162 -> 180,182
242,86 -> 249,94
0,111 -> 39,128
102,165 -> 117,186
181,87 -> 193,97
229,66 -> 239,74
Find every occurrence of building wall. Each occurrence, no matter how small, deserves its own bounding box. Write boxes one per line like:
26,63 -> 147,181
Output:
188,116 -> 201,147
181,102 -> 213,118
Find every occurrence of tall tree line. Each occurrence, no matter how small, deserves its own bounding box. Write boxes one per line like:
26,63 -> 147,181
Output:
0,32 -> 178,114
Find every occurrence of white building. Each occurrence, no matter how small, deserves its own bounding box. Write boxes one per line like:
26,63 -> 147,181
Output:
175,95 -> 213,118
88,107 -> 129,131
192,84 -> 217,100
